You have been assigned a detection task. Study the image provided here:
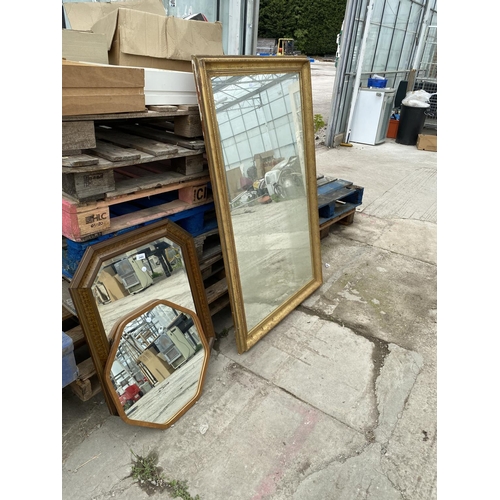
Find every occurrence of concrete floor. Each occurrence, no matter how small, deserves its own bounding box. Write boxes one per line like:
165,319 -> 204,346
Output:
62,60 -> 437,500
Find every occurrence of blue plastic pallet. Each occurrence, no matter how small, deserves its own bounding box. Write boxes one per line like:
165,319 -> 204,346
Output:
62,331 -> 79,388
62,201 -> 217,280
317,178 -> 364,226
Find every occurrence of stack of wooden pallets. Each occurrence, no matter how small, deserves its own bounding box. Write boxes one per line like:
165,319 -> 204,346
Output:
62,104 -> 230,401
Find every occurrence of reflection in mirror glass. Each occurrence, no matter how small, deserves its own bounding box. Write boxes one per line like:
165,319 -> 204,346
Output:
211,72 -> 313,331
109,303 -> 205,425
91,237 -> 195,339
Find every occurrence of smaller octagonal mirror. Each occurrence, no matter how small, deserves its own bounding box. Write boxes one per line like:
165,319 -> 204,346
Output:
104,299 -> 209,429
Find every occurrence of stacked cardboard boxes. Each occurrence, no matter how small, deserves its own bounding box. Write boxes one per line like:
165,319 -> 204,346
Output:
63,0 -> 223,72
62,0 -> 223,114
62,60 -> 146,116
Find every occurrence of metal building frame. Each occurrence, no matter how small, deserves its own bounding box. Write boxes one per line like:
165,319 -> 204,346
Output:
326,0 -> 437,147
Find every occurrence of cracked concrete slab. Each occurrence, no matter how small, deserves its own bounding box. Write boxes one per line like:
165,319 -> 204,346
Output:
380,363 -> 437,500
219,312 -> 379,433
320,213 -> 437,266
375,343 -> 424,443
62,308 -> 428,500
288,443 -> 404,500
305,235 -> 437,356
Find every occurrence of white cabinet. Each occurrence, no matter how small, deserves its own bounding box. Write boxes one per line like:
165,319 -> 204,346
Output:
350,88 -> 396,145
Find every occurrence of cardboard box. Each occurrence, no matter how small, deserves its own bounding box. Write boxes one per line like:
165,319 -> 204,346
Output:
62,29 -> 109,64
63,0 -> 165,31
416,134 -> 437,152
98,268 -> 129,302
64,0 -> 223,72
62,60 -> 146,116
144,68 -> 197,105
137,347 -> 173,383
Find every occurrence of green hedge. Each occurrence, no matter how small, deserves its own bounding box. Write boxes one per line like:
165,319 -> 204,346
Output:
258,0 -> 347,56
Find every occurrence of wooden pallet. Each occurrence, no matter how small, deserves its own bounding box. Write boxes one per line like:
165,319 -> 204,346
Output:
69,357 -> 102,402
62,306 -> 102,401
193,227 -> 220,260
62,142 -> 206,202
197,236 -> 230,316
319,208 -> 357,239
194,228 -> 229,316
205,275 -> 230,316
62,106 -> 205,202
62,173 -> 213,243
62,105 -> 202,137
62,201 -> 218,279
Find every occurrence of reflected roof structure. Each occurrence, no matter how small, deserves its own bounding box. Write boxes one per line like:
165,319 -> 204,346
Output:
212,73 -> 297,112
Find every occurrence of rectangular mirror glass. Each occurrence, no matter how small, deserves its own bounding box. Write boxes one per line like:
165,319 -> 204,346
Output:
192,56 -> 322,353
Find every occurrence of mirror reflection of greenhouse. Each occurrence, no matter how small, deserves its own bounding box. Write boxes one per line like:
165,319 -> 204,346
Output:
212,73 -> 301,174
109,303 -> 204,415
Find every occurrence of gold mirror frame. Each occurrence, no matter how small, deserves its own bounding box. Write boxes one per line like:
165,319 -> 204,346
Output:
69,219 -> 214,414
105,299 -> 209,430
192,56 -> 322,354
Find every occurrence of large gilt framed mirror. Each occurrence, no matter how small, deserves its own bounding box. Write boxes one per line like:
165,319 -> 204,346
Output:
192,56 -> 322,354
69,219 -> 214,414
105,299 -> 209,429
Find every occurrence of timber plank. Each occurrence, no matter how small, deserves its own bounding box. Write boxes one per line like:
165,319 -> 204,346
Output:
319,208 -> 356,239
158,132 -> 204,150
62,109 -> 195,122
93,139 -> 141,162
62,305 -> 73,322
95,127 -> 179,156
205,277 -> 228,305
75,357 -> 95,380
113,123 -> 205,150
62,145 -> 201,174
147,105 -> 178,112
178,104 -> 199,111
66,324 -> 86,350
109,168 -> 210,198
62,154 -> 99,167
209,294 -> 230,317
162,131 -> 205,150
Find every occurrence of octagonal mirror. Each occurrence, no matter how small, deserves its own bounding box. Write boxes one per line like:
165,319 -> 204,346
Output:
105,299 -> 209,429
69,219 -> 214,414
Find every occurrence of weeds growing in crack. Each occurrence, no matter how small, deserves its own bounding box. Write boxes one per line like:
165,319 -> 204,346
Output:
217,328 -> 229,339
313,114 -> 326,133
130,448 -> 200,499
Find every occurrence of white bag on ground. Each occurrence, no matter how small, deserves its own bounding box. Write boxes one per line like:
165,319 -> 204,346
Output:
402,89 -> 432,108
